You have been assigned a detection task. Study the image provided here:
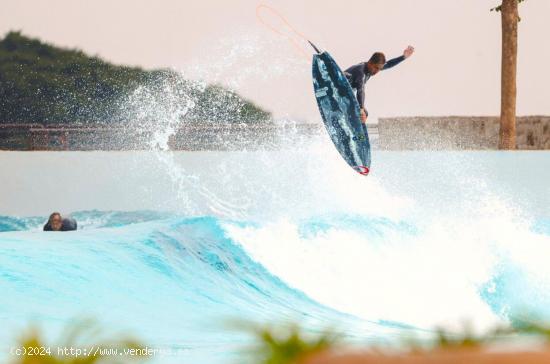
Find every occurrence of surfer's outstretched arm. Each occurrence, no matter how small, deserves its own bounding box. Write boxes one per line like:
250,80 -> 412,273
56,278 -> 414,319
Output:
383,45 -> 415,70
382,55 -> 405,70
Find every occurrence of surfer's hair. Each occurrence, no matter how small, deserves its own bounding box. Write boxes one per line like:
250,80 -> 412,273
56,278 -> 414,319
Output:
49,212 -> 61,222
368,52 -> 386,65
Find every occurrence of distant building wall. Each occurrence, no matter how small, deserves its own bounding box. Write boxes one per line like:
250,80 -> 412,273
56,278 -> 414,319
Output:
2,117 -> 549,151
0,123 -> 322,151
378,116 -> 550,150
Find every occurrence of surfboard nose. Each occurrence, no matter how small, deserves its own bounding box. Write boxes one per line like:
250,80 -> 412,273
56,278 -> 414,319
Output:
308,40 -> 321,54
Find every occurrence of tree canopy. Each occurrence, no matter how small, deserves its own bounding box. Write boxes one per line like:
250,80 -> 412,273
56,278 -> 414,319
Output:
0,31 -> 271,124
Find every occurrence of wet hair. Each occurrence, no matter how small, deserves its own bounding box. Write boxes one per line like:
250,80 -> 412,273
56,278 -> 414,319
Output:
368,52 -> 386,65
49,212 -> 61,222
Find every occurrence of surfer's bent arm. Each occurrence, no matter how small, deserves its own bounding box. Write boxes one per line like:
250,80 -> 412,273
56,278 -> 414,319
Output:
344,64 -> 368,119
382,55 -> 405,70
356,86 -> 367,116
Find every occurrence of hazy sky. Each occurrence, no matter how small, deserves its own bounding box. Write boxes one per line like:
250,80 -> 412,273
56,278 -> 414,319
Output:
2,0 -> 549,120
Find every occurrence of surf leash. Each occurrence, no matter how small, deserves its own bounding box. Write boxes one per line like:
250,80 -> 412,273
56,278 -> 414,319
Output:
255,4 -> 321,59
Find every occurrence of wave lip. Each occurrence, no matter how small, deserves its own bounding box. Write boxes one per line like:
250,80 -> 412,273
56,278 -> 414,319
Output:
225,211 -> 550,332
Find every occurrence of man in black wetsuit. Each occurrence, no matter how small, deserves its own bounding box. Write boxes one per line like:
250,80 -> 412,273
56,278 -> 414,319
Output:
345,45 -> 415,123
43,212 -> 77,231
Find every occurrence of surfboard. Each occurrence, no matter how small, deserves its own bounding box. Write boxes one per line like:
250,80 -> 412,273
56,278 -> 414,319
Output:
311,49 -> 371,176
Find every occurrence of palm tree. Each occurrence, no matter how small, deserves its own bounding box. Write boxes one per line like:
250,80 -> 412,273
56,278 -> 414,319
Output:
492,0 -> 526,149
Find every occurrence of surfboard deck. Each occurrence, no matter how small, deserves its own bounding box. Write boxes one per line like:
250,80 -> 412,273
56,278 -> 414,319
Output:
312,51 -> 371,175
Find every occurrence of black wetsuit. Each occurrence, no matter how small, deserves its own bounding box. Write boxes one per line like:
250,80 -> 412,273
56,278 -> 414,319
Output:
43,217 -> 77,231
344,55 -> 405,116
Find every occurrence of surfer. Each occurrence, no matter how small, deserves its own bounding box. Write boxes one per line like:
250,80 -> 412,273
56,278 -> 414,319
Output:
344,46 -> 415,123
43,212 -> 77,231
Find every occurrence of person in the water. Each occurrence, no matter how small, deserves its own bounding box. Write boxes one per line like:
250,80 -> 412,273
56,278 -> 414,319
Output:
344,45 -> 415,123
43,212 -> 77,231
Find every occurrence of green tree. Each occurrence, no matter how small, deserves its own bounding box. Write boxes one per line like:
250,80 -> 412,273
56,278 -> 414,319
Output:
0,31 -> 271,124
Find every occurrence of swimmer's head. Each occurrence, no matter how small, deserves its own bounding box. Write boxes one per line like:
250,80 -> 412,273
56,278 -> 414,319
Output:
49,212 -> 62,231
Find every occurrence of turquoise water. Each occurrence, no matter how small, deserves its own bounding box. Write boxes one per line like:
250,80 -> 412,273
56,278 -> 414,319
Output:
1,150 -> 549,362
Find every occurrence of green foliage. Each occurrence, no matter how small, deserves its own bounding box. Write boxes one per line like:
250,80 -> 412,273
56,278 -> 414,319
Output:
12,320 -> 147,364
187,84 -> 271,124
247,321 -> 550,363
0,31 -> 271,124
508,319 -> 550,341
432,324 -> 485,350
10,319 -> 550,364
404,319 -> 550,352
250,325 -> 338,364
